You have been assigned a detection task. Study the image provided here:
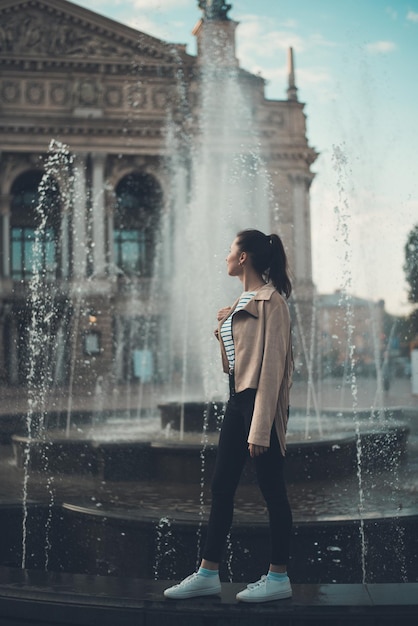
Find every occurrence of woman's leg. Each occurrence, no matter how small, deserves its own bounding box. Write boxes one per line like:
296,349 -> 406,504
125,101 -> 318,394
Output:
254,427 -> 293,568
164,390 -> 256,599
202,390 -> 256,563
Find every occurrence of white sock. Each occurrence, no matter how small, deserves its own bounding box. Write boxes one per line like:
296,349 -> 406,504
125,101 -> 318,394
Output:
267,570 -> 288,581
198,567 -> 219,578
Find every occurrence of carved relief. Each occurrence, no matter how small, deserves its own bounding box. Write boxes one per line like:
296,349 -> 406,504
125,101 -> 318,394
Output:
50,82 -> 70,106
26,81 -> 45,105
152,88 -> 169,110
1,80 -> 21,104
74,79 -> 103,107
104,86 -> 123,108
0,7 -> 173,63
0,9 -> 133,59
128,85 -> 147,109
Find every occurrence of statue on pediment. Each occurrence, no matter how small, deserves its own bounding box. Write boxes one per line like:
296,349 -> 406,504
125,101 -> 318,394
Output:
198,0 -> 232,21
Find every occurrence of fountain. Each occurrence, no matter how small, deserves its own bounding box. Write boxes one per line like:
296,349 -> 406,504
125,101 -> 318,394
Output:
0,4 -> 417,621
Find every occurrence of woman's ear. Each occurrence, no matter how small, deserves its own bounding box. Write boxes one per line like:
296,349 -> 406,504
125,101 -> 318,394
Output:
240,251 -> 247,265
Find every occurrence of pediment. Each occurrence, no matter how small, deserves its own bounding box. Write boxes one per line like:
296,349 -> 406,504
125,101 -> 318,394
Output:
0,0 -> 190,65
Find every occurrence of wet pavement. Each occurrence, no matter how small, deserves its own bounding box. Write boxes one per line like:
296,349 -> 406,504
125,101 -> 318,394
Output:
0,376 -> 417,623
0,566 -> 417,625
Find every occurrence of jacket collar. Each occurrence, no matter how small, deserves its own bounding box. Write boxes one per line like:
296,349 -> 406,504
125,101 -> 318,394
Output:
253,282 -> 276,300
241,282 -> 277,317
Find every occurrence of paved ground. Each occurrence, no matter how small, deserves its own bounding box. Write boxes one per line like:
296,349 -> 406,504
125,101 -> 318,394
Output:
0,376 -> 417,620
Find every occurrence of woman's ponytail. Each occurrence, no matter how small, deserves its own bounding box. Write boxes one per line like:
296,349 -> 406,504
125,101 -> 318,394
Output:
236,229 -> 292,298
268,233 -> 292,298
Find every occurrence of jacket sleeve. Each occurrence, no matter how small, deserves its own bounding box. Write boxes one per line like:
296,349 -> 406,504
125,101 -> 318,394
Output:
247,297 -> 291,447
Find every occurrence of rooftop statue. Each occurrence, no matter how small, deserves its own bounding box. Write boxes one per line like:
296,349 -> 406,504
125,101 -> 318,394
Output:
198,0 -> 232,20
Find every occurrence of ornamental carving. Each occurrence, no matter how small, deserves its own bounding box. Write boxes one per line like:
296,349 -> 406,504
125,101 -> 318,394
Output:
128,85 -> 147,110
104,86 -> 123,108
152,88 -> 169,110
74,79 -> 103,107
50,82 -> 70,106
0,6 -> 176,64
26,81 -> 45,105
1,80 -> 21,104
0,9 -> 133,59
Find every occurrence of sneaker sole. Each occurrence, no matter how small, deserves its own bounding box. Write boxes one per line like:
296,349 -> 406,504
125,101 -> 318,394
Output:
164,587 -> 221,600
236,589 -> 292,603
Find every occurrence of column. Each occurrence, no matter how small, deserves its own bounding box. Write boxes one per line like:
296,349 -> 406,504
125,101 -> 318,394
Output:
60,211 -> 70,279
0,195 -> 11,278
1,213 -> 10,278
91,153 -> 106,277
291,173 -> 313,288
72,154 -> 88,281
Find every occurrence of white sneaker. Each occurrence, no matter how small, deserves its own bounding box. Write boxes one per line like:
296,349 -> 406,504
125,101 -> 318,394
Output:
236,574 -> 292,603
164,572 -> 221,599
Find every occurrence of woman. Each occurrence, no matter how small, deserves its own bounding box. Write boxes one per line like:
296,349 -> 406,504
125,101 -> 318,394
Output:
164,229 -> 294,603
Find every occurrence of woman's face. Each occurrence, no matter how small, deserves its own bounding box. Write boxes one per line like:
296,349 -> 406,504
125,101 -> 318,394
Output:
226,238 -> 244,278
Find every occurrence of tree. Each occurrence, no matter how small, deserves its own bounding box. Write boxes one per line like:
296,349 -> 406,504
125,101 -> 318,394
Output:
404,224 -> 418,304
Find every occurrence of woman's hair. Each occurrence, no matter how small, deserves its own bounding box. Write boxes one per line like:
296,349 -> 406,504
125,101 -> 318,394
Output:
236,229 -> 292,298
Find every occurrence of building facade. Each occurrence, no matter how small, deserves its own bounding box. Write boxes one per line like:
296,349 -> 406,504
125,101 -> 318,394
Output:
0,0 -> 317,393
316,292 -> 386,377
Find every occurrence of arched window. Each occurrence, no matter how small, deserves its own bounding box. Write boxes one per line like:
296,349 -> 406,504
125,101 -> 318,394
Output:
114,172 -> 162,277
10,170 -> 61,281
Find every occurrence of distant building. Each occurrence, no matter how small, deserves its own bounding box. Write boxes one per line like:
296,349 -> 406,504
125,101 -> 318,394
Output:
0,0 -> 317,392
316,291 -> 386,377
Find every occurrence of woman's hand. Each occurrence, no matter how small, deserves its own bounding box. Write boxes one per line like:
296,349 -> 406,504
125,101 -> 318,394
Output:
248,443 -> 269,458
217,306 -> 232,321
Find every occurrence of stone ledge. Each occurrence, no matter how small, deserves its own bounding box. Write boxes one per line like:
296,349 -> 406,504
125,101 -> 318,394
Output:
0,567 -> 417,626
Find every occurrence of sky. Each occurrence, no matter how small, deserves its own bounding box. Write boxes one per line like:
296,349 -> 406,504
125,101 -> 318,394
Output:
72,0 -> 418,316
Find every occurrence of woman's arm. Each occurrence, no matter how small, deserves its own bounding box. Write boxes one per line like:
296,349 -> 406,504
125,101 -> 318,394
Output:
247,296 -> 291,448
248,443 -> 269,457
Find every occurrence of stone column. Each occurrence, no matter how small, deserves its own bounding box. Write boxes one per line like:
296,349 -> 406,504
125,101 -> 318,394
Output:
0,195 -> 11,278
106,188 -> 115,272
60,211 -> 70,279
290,173 -> 314,294
91,153 -> 106,277
72,154 -> 88,281
8,315 -> 19,385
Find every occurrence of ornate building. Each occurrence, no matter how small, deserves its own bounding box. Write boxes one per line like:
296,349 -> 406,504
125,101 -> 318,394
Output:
0,0 -> 317,392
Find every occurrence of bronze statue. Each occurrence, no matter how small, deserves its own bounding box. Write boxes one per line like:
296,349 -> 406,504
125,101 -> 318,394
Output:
198,0 -> 232,20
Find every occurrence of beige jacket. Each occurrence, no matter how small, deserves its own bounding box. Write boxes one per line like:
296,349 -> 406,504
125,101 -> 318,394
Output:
216,283 -> 293,455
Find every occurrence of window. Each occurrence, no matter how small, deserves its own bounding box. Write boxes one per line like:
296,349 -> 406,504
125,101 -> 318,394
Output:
113,315 -> 160,382
113,229 -> 146,275
113,173 -> 162,277
10,171 -> 61,281
11,226 -> 56,281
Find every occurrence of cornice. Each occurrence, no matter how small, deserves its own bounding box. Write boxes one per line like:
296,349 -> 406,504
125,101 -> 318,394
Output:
268,150 -> 318,166
0,120 -> 164,138
0,57 -> 180,76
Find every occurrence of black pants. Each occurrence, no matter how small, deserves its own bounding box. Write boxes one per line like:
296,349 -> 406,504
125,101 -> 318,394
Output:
202,387 -> 292,566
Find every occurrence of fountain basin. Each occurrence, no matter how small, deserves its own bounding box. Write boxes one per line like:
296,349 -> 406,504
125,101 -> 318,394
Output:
159,401 -> 225,433
1,500 -> 417,584
11,419 -> 409,483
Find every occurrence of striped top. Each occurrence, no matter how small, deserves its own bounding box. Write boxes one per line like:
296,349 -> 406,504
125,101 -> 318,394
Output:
220,291 -> 257,371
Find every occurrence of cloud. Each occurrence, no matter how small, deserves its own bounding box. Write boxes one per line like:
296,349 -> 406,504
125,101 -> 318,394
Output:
385,6 -> 398,20
236,14 -> 336,67
234,14 -> 335,101
124,14 -> 173,40
406,10 -> 418,22
365,40 -> 397,54
297,67 -> 332,86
